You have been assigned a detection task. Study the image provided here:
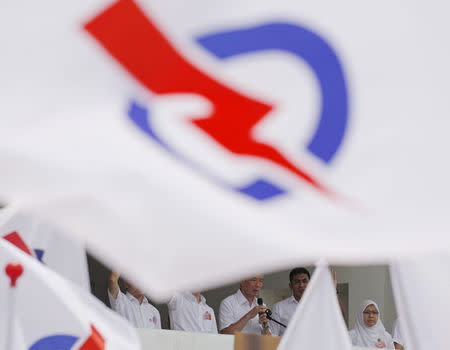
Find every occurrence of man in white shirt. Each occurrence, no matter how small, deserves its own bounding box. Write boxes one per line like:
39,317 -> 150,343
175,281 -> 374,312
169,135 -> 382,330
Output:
219,275 -> 270,335
168,292 -> 218,333
271,267 -> 344,336
107,271 -> 161,329
271,267 -> 310,336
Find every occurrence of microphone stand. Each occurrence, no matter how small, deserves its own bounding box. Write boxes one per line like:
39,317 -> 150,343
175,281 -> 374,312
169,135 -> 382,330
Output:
257,297 -> 287,329
266,309 -> 287,328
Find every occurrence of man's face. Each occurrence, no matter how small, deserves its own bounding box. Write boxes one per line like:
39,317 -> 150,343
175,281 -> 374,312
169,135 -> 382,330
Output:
289,273 -> 310,300
240,275 -> 264,298
362,304 -> 379,327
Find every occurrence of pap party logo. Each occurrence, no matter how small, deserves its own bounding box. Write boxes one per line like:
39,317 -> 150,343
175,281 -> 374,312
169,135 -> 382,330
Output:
85,0 -> 348,201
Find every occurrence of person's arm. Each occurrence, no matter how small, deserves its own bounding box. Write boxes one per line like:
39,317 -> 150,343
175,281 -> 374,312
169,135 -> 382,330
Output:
348,329 -> 356,346
219,304 -> 266,334
394,342 -> 404,350
259,309 -> 271,335
331,267 -> 347,319
210,309 -> 219,334
108,271 -> 120,299
386,332 -> 396,349
337,295 -> 346,320
392,319 -> 404,350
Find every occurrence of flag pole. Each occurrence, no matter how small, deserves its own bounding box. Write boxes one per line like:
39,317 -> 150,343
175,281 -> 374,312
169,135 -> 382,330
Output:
4,262 -> 24,350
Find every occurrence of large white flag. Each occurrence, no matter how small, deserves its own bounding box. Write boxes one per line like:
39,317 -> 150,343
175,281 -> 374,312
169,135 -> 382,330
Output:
0,205 -> 89,289
0,239 -> 141,350
1,0 -> 450,298
390,253 -> 450,350
277,263 -> 351,350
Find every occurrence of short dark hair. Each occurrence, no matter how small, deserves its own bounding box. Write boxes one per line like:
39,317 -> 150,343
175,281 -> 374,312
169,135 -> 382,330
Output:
289,267 -> 310,282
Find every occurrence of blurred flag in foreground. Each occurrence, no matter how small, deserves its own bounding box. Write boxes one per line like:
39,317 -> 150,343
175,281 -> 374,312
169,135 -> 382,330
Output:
390,253 -> 450,350
0,205 -> 89,289
1,0 -> 450,299
0,239 -> 141,350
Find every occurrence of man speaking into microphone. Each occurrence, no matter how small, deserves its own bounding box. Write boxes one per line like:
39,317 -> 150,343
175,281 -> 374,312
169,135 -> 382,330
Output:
219,275 -> 271,335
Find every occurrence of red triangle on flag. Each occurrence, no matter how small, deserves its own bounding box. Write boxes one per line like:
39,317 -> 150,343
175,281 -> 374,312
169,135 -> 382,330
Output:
3,231 -> 33,256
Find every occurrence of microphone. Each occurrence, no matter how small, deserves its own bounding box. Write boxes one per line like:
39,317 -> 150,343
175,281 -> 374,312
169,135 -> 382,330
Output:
257,297 -> 287,328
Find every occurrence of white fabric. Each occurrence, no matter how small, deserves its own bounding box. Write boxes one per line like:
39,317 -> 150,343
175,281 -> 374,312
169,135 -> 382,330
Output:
0,205 -> 89,289
168,292 -> 218,333
137,329 -> 233,350
0,239 -> 140,350
108,290 -> 161,329
390,253 -> 450,350
1,0 -> 450,301
271,296 -> 298,336
219,289 -> 261,334
348,300 -> 394,349
392,318 -> 405,349
277,262 -> 351,350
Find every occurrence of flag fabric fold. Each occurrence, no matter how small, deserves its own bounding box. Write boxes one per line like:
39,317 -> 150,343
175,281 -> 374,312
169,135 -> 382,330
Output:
390,253 -> 450,350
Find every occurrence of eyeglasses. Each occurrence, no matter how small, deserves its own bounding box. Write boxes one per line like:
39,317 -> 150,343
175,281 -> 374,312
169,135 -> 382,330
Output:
363,311 -> 379,316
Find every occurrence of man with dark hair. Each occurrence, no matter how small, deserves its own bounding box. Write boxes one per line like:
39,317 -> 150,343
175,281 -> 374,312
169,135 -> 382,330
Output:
271,267 -> 311,336
289,267 -> 311,285
271,267 -> 344,336
108,272 -> 161,328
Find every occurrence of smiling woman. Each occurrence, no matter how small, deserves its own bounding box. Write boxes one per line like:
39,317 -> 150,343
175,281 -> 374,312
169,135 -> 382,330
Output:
349,300 -> 394,349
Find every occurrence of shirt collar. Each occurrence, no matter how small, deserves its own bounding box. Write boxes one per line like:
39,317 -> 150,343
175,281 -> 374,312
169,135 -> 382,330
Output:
237,289 -> 256,306
126,292 -> 148,304
184,292 -> 206,304
289,295 -> 299,304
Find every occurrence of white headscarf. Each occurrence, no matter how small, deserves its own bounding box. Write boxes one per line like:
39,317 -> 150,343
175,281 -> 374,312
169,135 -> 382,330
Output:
349,300 -> 394,349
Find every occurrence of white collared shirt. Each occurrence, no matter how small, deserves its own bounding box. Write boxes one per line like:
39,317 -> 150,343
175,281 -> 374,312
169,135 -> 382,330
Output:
108,290 -> 161,329
271,296 -> 298,336
168,292 -> 218,333
219,289 -> 262,334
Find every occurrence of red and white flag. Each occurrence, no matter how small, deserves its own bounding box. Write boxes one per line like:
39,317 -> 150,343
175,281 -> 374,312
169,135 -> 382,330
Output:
0,205 -> 89,289
0,239 -> 141,350
0,0 -> 449,300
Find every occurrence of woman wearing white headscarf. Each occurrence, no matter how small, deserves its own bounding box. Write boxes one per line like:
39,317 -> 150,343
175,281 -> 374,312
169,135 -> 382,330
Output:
349,300 -> 394,349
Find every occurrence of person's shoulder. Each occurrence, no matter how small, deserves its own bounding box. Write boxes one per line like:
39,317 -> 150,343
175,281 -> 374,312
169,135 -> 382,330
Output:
219,292 -> 237,311
221,291 -> 237,304
168,293 -> 184,308
384,330 -> 394,340
146,301 -> 161,315
273,296 -> 292,308
108,288 -> 126,302
272,299 -> 283,310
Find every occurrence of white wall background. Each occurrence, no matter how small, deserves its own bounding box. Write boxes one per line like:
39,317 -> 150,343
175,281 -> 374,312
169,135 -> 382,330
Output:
335,265 -> 396,332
